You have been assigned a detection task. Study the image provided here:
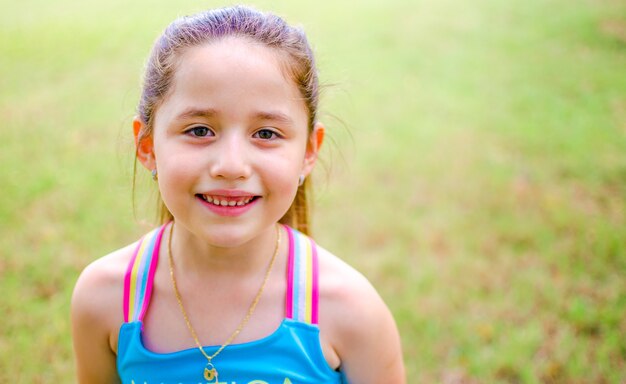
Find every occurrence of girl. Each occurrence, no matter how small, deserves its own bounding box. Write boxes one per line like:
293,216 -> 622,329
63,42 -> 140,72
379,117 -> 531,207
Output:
71,6 -> 405,384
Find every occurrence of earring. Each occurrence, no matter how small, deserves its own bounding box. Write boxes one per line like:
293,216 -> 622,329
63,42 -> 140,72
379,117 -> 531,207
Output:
151,169 -> 158,181
298,174 -> 305,187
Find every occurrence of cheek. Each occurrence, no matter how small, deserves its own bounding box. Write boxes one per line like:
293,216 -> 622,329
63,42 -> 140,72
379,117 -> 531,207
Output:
270,155 -> 304,204
155,148 -> 200,189
271,173 -> 300,215
268,146 -> 306,178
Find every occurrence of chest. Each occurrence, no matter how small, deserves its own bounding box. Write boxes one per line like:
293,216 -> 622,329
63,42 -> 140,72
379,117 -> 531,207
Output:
141,268 -> 288,353
117,319 -> 344,384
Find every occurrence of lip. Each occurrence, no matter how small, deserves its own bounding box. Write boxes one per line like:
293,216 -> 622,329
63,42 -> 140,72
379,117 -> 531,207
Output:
196,190 -> 260,217
201,189 -> 257,197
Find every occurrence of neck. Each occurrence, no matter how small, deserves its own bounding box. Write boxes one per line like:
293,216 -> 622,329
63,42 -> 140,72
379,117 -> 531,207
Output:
167,222 -> 280,279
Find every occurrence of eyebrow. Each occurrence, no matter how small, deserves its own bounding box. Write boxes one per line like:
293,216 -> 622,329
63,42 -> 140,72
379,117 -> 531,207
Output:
175,107 -> 218,120
175,107 -> 294,125
254,111 -> 293,125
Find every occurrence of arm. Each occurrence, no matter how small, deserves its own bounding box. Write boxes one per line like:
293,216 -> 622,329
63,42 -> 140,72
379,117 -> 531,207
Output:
71,255 -> 126,384
319,250 -> 406,383
335,281 -> 405,383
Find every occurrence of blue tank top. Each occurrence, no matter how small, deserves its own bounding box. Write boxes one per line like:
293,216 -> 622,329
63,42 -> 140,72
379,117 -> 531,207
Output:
117,224 -> 346,384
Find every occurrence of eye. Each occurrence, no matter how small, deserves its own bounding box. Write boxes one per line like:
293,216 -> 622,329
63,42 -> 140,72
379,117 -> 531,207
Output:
253,128 -> 280,140
185,126 -> 213,137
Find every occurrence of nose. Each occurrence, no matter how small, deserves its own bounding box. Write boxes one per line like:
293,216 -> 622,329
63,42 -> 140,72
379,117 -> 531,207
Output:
208,133 -> 251,180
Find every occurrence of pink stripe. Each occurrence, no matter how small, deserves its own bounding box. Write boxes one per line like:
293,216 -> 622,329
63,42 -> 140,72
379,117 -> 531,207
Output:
284,225 -> 295,319
123,239 -> 143,323
310,238 -> 319,324
138,224 -> 167,322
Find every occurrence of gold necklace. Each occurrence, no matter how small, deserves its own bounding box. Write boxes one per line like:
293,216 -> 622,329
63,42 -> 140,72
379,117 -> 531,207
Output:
167,223 -> 281,383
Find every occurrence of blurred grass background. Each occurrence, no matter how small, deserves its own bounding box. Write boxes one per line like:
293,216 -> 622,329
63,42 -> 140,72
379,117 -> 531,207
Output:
1,0 -> 625,382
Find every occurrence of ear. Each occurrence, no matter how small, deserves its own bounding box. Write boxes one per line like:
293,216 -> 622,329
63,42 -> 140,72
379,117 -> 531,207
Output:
302,122 -> 325,177
133,116 -> 156,171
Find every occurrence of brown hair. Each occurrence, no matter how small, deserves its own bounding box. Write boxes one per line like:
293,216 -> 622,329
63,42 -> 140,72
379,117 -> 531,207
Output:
134,6 -> 320,234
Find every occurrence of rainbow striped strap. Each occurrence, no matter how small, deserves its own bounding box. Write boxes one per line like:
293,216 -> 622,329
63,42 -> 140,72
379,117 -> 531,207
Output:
285,225 -> 319,325
123,225 -> 167,323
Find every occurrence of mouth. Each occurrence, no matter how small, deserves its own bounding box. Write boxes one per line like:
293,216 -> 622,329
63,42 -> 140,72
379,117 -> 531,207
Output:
196,194 -> 260,207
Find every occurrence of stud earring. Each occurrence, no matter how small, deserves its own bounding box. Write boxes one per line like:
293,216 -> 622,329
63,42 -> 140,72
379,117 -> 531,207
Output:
298,174 -> 305,186
151,169 -> 158,181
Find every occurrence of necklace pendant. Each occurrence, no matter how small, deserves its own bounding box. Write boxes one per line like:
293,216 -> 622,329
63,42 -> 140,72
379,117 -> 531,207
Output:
204,362 -> 218,382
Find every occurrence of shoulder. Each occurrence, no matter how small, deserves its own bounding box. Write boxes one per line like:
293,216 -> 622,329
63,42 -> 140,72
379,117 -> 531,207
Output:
71,242 -> 138,343
316,244 -> 388,338
316,244 -> 406,383
71,241 -> 140,383
72,242 -> 136,313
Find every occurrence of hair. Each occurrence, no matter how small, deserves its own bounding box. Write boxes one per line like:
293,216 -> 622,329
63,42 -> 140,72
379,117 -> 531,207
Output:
134,6 -> 320,235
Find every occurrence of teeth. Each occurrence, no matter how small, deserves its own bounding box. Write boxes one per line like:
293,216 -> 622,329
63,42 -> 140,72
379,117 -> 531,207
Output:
201,195 -> 254,207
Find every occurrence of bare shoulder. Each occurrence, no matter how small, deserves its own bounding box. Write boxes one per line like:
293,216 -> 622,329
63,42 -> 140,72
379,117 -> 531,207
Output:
316,245 -> 390,339
71,242 -> 138,383
71,244 -> 136,352
316,245 -> 406,383
71,242 -> 136,329
317,246 -> 381,317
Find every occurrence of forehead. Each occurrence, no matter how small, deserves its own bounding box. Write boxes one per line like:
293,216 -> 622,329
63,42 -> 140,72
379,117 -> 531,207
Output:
156,37 -> 306,124
176,36 -> 286,82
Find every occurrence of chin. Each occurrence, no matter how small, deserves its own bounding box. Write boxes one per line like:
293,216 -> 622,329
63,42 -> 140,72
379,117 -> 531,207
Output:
200,222 -> 270,247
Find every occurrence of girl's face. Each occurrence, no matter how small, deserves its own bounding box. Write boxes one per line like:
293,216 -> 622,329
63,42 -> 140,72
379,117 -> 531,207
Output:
135,37 -> 322,246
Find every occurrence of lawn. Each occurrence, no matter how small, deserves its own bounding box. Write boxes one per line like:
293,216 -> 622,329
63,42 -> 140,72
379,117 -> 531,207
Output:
1,0 -> 625,382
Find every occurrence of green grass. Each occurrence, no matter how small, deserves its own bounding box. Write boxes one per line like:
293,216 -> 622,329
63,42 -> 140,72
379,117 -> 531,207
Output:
2,0 -> 625,382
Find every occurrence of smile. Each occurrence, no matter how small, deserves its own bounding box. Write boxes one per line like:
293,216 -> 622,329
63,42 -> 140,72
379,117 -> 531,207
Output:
196,194 -> 259,207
